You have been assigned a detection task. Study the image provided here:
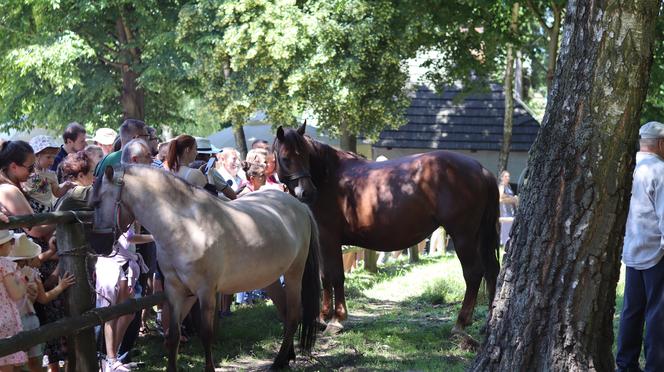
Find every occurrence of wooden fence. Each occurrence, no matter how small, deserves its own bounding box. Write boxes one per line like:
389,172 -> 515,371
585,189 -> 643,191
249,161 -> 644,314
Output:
0,211 -> 164,372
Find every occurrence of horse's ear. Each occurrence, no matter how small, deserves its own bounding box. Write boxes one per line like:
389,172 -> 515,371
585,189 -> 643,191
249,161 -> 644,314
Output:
297,121 -> 306,135
276,126 -> 285,142
104,165 -> 114,182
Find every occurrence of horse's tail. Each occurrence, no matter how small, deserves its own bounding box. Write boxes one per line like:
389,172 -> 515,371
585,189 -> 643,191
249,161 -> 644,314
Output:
480,167 -> 501,303
299,208 -> 321,352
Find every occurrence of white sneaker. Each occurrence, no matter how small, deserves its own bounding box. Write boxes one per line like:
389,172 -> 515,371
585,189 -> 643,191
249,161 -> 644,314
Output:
105,357 -> 131,372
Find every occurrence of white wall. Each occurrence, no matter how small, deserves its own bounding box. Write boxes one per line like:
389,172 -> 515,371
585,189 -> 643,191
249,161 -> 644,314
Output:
372,147 -> 530,185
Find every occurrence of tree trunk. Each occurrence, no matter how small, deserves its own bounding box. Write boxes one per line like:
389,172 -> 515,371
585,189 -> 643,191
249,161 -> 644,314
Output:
515,51 -> 523,100
546,2 -> 563,92
339,132 -> 357,153
498,2 -> 519,175
116,16 -> 145,121
471,0 -> 659,370
234,125 -> 248,159
121,68 -> 145,120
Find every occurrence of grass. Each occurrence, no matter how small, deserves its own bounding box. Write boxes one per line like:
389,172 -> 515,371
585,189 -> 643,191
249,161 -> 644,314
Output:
135,254 -> 626,371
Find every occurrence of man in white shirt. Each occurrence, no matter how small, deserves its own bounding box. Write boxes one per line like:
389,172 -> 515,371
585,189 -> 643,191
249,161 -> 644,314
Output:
616,121 -> 664,372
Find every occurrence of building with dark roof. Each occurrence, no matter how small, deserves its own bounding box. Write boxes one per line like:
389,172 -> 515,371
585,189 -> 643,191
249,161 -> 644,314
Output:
372,84 -> 541,182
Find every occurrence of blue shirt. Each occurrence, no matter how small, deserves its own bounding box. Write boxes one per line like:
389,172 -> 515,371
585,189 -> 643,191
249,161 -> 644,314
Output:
623,152 -> 664,270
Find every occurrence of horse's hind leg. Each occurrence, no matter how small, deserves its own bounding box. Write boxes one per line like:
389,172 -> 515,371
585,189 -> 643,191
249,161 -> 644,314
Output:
451,234 -> 484,339
263,279 -> 286,322
272,267 -> 304,368
197,289 -> 217,372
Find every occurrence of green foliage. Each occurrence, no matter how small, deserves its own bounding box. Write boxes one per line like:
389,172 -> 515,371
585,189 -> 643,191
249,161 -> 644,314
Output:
0,0 -> 202,133
642,17 -> 664,122
178,0 -> 423,139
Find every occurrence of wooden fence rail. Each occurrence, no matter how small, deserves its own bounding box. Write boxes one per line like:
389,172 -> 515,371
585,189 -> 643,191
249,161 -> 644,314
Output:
0,293 -> 164,358
0,210 -> 164,372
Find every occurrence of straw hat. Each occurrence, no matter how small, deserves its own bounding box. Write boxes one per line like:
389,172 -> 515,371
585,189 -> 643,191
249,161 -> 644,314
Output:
93,128 -> 118,146
195,137 -> 221,154
7,233 -> 41,261
0,230 -> 14,246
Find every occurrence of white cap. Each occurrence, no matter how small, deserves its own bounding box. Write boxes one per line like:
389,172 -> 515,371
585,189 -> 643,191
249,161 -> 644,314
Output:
93,128 -> 118,146
639,121 -> 664,139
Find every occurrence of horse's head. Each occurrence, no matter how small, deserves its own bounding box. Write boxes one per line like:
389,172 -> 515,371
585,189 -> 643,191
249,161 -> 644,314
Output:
274,122 -> 317,204
89,166 -> 135,253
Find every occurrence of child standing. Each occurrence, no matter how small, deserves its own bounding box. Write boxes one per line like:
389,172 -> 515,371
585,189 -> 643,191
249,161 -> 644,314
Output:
8,233 -> 75,372
25,136 -> 74,213
0,229 -> 29,371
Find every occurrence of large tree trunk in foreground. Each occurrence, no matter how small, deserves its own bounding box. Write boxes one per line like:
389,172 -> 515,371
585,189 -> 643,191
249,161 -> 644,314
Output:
471,0 -> 659,370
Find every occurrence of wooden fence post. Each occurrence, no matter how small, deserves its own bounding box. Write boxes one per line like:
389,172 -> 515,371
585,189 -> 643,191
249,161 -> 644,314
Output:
364,249 -> 378,273
56,221 -> 98,372
409,245 -> 420,263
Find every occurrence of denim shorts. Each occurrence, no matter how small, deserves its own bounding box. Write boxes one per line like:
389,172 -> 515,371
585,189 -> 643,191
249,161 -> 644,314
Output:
21,314 -> 44,358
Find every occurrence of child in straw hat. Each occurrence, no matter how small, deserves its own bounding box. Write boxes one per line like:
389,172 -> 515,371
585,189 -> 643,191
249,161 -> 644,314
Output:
8,233 -> 75,372
0,229 -> 29,370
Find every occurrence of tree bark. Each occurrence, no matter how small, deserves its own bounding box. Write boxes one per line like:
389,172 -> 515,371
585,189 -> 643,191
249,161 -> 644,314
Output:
234,125 -> 248,159
471,0 -> 660,370
498,2 -> 519,175
339,132 -> 357,153
116,16 -> 145,121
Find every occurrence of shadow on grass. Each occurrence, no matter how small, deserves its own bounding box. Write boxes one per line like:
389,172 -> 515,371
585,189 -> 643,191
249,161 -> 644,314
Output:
136,303 -> 284,371
136,255 -> 484,371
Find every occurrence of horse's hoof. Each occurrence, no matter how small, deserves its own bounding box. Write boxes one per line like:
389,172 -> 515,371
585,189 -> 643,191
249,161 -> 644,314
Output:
323,321 -> 344,335
316,318 -> 328,331
270,360 -> 289,370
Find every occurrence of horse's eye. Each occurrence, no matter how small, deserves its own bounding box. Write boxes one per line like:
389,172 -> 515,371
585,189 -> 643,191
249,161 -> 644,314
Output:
281,157 -> 290,167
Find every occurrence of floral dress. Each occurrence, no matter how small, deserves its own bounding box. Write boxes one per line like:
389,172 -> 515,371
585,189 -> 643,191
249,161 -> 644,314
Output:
0,257 -> 28,366
26,196 -> 66,364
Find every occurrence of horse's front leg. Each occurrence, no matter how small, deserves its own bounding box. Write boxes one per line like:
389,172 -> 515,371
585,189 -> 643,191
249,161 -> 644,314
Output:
319,234 -> 338,323
197,289 -> 217,372
321,241 -> 346,333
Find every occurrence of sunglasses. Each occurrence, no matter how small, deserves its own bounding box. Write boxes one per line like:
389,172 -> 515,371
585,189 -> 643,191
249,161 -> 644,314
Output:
20,163 -> 35,173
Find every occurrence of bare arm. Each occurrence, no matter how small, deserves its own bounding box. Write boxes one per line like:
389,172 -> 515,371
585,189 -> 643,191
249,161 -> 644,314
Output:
0,184 -> 55,239
3,272 -> 27,301
35,272 -> 75,304
50,180 -> 75,198
128,233 -> 154,245
498,184 -> 518,205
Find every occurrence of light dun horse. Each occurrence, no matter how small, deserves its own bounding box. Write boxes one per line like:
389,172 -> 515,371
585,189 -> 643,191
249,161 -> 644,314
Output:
91,165 -> 321,371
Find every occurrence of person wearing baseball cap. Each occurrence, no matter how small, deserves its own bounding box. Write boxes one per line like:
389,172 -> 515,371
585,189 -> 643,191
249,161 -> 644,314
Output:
92,128 -> 118,156
617,120 -> 664,370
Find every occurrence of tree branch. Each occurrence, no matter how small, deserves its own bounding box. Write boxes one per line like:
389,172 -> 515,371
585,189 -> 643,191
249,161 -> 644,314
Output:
98,56 -> 123,69
525,0 -> 551,32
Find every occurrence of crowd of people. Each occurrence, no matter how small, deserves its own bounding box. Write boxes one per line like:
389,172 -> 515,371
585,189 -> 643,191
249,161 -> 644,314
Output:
0,119 -> 287,372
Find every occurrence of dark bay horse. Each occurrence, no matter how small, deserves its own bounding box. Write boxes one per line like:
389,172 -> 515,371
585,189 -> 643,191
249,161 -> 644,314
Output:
274,123 -> 500,338
91,165 -> 320,371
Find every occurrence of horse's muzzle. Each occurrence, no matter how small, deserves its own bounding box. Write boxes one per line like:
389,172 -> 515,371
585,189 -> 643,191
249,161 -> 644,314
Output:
295,187 -> 317,205
87,229 -> 115,255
